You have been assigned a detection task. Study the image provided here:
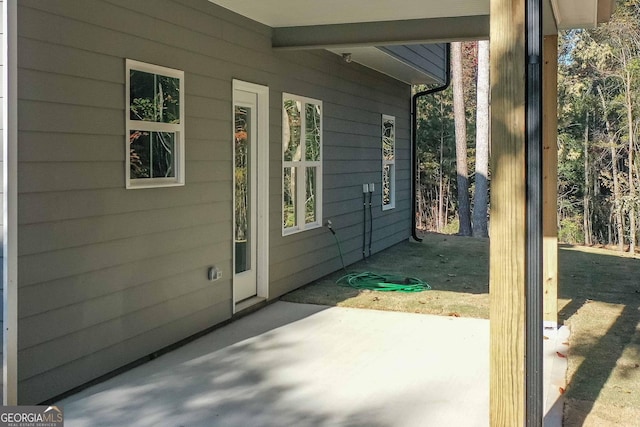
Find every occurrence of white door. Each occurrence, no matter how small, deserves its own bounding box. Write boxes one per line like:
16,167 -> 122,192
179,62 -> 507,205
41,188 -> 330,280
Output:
233,81 -> 268,306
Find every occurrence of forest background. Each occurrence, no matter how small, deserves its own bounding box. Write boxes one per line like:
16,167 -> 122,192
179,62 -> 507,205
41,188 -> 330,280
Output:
415,0 -> 640,253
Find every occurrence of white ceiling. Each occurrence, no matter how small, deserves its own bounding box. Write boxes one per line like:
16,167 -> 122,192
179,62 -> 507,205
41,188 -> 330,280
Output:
209,0 -> 614,36
209,0 -> 489,27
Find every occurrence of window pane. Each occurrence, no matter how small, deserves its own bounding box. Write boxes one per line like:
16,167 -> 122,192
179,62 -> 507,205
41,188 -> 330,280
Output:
157,75 -> 181,124
151,132 -> 175,178
130,130 -> 151,179
305,103 -> 321,161
283,99 -> 302,161
305,167 -> 317,224
130,71 -> 155,121
283,167 -> 297,228
235,106 -> 251,273
130,71 -> 180,124
383,118 -> 395,160
383,164 -> 392,206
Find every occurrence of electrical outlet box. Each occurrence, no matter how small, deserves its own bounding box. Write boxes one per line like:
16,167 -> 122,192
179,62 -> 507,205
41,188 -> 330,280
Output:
369,183 -> 375,193
362,183 -> 369,193
207,266 -> 222,281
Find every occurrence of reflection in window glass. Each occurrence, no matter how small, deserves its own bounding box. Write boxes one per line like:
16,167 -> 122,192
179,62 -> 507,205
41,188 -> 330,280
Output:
152,132 -> 175,178
283,167 -> 297,228
382,115 -> 395,209
130,71 -> 180,124
126,60 -> 184,188
383,118 -> 395,160
130,131 -> 175,179
305,103 -> 321,161
383,164 -> 391,206
283,93 -> 322,234
129,71 -> 154,121
283,100 -> 302,162
130,130 -> 151,179
235,106 -> 251,274
305,167 -> 316,224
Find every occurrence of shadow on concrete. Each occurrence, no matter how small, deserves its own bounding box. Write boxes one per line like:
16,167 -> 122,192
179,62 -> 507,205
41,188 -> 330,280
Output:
59,301 -> 490,427
59,303 -> 394,426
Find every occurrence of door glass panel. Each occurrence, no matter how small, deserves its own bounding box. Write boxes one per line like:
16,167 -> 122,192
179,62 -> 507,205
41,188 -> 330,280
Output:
235,105 -> 252,274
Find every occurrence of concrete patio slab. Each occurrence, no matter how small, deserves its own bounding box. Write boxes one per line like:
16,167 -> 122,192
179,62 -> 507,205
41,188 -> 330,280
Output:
58,301 -> 565,426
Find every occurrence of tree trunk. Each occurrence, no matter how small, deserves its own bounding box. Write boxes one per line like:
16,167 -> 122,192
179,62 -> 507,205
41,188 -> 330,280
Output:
583,112 -> 592,245
625,69 -> 636,253
417,168 -> 423,230
445,177 -> 451,229
598,86 -> 625,251
452,42 -> 472,236
437,103 -> 446,231
473,40 -> 490,237
438,146 -> 444,232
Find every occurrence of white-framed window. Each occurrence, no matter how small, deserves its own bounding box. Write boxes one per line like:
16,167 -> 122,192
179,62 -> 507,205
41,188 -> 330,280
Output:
282,93 -> 323,235
382,114 -> 396,210
126,59 -> 185,189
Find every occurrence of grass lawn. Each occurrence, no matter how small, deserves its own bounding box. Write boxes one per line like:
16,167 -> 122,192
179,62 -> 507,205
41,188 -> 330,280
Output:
281,232 -> 640,426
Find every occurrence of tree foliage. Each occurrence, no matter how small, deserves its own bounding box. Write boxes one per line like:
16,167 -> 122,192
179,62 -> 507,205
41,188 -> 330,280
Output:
557,0 -> 640,248
415,42 -> 479,235
416,2 -> 640,251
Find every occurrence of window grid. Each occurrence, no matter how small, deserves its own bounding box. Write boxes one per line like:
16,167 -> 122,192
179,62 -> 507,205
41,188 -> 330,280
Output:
126,59 -> 185,189
282,93 -> 323,235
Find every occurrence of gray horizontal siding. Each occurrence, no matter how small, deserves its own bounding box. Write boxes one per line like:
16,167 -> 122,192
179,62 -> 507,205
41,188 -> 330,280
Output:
19,182 -> 224,224
20,223 -> 228,286
14,0 -> 434,403
19,203 -> 226,256
19,242 -> 229,318
19,276 -> 231,379
19,299 -> 231,404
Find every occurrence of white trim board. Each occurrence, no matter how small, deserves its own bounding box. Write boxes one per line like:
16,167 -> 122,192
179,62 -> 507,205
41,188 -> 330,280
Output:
3,0 -> 18,405
232,80 -> 269,314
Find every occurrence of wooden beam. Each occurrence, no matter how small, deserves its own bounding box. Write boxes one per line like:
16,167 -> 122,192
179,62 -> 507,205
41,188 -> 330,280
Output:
489,0 -> 526,425
543,35 -> 559,326
272,16 -> 489,49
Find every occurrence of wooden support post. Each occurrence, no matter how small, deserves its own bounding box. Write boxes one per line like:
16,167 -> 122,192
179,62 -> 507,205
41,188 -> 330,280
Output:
489,0 -> 526,425
543,35 -> 559,326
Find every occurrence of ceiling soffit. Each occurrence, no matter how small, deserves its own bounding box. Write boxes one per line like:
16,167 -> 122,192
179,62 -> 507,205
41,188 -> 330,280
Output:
208,1 -> 614,84
208,0 -> 489,27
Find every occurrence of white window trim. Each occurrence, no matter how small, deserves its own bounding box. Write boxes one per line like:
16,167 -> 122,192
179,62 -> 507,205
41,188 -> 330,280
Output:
126,59 -> 185,189
382,114 -> 396,210
282,93 -> 323,235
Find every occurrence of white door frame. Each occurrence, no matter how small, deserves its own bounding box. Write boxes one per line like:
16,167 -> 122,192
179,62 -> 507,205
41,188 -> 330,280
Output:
232,80 -> 269,313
